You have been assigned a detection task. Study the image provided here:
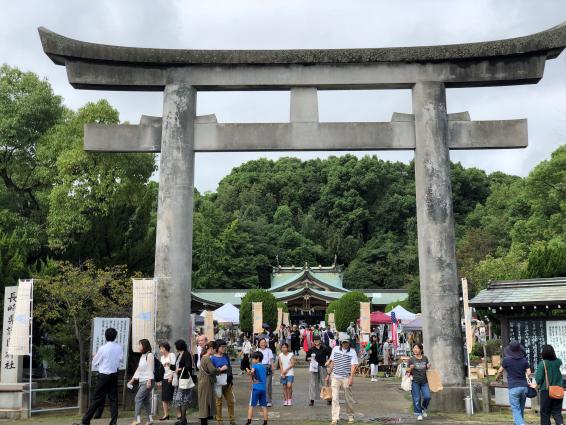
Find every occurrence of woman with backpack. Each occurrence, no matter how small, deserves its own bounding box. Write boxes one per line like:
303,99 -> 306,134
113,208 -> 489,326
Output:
128,339 -> 155,425
533,345 -> 564,425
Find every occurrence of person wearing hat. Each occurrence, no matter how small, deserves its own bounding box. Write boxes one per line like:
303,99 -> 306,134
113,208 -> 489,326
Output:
495,340 -> 531,425
306,334 -> 332,406
327,332 -> 358,425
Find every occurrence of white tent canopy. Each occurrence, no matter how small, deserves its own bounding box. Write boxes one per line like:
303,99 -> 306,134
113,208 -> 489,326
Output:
200,303 -> 240,324
386,305 -> 416,323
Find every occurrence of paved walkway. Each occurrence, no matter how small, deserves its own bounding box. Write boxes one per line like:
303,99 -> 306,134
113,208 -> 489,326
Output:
5,367 -> 538,425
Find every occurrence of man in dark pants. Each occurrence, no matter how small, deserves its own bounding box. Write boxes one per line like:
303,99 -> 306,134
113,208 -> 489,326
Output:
74,327 -> 123,425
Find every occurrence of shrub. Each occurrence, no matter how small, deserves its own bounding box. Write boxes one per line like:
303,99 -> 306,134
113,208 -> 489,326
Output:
239,289 -> 278,333
334,291 -> 370,332
325,300 -> 340,323
276,302 -> 289,313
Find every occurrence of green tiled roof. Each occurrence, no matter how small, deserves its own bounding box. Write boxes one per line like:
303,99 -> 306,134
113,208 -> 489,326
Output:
270,268 -> 344,292
192,288 -> 408,307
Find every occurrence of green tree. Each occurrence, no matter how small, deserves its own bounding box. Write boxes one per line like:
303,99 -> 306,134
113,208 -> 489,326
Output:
0,64 -> 63,217
43,100 -> 156,271
34,261 -> 132,383
239,289 -> 278,333
334,291 -> 369,332
325,299 -> 340,323
524,241 -> 566,278
276,302 -> 289,313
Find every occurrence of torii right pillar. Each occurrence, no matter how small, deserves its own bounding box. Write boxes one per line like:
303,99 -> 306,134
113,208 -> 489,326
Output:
413,81 -> 465,409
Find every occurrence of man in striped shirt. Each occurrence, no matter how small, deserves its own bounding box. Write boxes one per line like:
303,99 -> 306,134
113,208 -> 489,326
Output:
326,332 -> 358,425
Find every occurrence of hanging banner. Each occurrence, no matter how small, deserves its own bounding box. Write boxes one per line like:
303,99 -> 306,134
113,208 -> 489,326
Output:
276,308 -> 283,329
328,313 -> 335,328
252,302 -> 263,334
91,318 -> 130,371
283,312 -> 290,327
132,278 -> 156,352
203,310 -> 215,341
7,280 -> 32,356
462,278 -> 473,352
2,286 -> 21,382
360,302 -> 371,334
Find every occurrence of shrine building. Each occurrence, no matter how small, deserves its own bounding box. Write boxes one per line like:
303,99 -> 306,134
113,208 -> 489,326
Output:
192,262 -> 408,324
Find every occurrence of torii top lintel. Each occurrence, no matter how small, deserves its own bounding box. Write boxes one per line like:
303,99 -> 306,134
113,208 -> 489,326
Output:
39,23 -> 566,90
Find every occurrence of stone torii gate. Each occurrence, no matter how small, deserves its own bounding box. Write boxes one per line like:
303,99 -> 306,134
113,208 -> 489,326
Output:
40,22 -> 566,410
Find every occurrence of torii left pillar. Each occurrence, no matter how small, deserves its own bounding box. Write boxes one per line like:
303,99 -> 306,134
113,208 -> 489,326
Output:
154,84 -> 196,343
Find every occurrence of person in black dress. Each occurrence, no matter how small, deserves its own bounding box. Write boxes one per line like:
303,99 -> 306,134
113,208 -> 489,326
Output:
366,335 -> 380,382
290,325 -> 301,356
171,339 -> 193,425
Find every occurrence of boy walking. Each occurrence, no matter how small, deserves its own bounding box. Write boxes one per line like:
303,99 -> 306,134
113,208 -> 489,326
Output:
247,352 -> 268,425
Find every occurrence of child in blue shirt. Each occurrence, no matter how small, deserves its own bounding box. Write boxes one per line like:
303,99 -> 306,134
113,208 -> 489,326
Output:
247,351 -> 268,425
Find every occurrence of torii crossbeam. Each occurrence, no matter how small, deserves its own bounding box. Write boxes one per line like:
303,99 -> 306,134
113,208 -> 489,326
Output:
39,22 -> 566,411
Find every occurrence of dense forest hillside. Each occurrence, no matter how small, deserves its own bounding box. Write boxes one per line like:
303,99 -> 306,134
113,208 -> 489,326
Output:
2,64 -> 565,311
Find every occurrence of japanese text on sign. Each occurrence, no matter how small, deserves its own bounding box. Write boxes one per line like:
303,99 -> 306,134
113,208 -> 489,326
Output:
91,318 -> 130,371
1,286 -> 20,382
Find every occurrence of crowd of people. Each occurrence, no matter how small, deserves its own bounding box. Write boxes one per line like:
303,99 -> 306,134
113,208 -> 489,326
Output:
73,324 -> 565,425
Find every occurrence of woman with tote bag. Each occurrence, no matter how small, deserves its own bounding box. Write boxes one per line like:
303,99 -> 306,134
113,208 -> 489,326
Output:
170,339 -> 194,425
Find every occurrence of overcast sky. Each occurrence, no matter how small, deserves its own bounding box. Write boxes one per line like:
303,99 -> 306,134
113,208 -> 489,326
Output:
1,0 -> 565,192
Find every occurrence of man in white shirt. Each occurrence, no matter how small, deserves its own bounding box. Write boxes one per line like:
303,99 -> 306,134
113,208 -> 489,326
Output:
327,332 -> 358,425
194,334 -> 208,378
75,327 -> 123,425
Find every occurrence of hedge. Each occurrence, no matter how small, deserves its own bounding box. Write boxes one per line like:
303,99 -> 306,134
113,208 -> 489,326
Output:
325,299 -> 340,323
239,289 -> 278,333
334,291 -> 370,332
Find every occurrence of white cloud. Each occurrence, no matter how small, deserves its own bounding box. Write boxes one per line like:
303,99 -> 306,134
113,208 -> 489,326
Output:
1,0 -> 565,191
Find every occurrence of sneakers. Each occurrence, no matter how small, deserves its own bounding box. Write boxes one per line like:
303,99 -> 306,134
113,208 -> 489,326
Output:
371,377 -> 377,382
422,410 -> 427,418
283,400 -> 288,406
267,402 -> 272,407
348,417 -> 355,424
417,414 -> 423,421
309,400 -> 314,406
330,421 -> 337,425
287,399 -> 292,406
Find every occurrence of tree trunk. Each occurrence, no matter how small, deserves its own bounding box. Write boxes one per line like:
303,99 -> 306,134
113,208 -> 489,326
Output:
73,316 -> 86,383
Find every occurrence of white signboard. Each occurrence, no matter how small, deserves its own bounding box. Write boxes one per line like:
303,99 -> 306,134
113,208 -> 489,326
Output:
203,311 -> 214,342
252,302 -> 263,334
1,286 -> 21,382
91,317 -> 130,371
7,280 -> 32,356
546,320 -> 566,373
132,278 -> 156,352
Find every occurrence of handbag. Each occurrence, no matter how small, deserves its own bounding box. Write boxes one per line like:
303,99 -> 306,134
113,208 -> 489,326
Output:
543,360 -> 564,400
178,368 -> 195,390
309,359 -> 319,373
216,372 -> 228,386
527,386 -> 538,399
401,374 -> 412,392
320,385 -> 332,401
